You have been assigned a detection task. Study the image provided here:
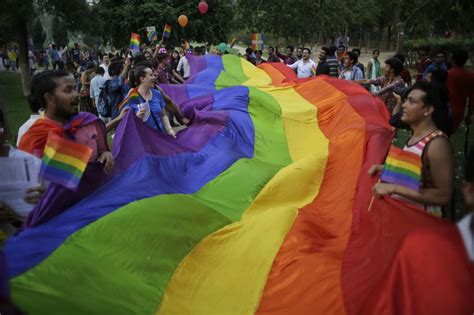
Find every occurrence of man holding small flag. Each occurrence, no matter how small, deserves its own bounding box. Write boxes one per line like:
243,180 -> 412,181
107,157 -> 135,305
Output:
19,71 -> 115,187
369,81 -> 453,217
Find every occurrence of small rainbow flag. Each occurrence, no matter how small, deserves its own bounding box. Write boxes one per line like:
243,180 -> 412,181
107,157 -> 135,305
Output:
118,88 -> 140,112
163,24 -> 172,39
130,33 -> 140,53
183,38 -> 189,50
311,64 -> 317,76
228,37 -> 237,48
40,133 -> 92,190
251,33 -> 264,51
147,31 -> 157,45
380,145 -> 422,191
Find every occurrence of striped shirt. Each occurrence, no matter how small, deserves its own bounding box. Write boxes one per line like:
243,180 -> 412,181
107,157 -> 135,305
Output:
397,130 -> 447,217
326,56 -> 339,77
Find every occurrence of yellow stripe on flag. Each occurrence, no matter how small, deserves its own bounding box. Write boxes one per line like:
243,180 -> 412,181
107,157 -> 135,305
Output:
385,156 -> 420,174
157,80 -> 329,314
44,146 -> 88,171
241,59 -> 273,87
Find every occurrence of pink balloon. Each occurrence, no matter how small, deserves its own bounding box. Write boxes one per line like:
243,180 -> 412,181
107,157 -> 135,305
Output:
198,1 -> 208,14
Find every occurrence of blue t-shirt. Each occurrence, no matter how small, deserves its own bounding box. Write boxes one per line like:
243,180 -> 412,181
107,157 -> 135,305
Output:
423,63 -> 447,80
50,49 -> 60,61
129,89 -> 166,132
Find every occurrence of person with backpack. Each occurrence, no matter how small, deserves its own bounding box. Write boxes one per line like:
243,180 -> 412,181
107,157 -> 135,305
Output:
107,59 -> 131,119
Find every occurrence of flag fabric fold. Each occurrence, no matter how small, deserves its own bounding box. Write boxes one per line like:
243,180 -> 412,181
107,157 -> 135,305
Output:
5,54 -> 473,315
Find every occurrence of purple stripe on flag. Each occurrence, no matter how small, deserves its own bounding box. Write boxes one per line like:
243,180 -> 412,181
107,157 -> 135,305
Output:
41,165 -> 81,190
381,169 -> 420,191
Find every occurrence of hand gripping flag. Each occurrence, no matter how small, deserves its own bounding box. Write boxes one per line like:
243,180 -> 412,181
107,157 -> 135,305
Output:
380,145 -> 422,191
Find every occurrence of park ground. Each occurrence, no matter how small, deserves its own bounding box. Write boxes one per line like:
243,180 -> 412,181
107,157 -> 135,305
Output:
0,59 -> 472,220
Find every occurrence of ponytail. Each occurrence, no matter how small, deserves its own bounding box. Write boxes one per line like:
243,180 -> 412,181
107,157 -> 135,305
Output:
129,66 -> 150,88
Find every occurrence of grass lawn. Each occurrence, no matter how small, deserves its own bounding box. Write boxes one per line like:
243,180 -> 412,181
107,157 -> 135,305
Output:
1,71 -> 472,220
0,71 -> 30,145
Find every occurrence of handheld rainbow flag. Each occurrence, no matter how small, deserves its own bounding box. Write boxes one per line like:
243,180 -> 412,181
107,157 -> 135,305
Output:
228,37 -> 237,48
251,33 -> 264,51
118,88 -> 140,112
311,64 -> 317,77
163,24 -> 172,39
130,33 -> 140,53
380,145 -> 422,191
146,26 -> 158,45
39,133 -> 92,190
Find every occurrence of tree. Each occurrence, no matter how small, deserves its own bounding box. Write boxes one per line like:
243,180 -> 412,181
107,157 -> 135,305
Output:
94,0 -> 234,49
0,0 -> 97,95
30,19 -> 47,49
52,17 -> 68,47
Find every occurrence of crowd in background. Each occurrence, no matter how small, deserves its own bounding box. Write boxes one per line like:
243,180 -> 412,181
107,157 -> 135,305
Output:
0,38 -> 473,248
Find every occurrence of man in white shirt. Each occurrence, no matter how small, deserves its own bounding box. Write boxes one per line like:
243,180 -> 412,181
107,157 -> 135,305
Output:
100,54 -> 111,80
287,48 -> 316,78
90,66 -> 107,111
16,113 -> 41,146
177,54 -> 190,80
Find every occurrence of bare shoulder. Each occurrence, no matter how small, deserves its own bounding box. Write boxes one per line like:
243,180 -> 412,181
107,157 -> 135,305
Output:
426,136 -> 453,163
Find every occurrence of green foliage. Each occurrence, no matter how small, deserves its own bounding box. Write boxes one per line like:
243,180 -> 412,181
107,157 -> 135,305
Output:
405,37 -> 474,56
52,17 -> 69,47
30,19 -> 46,49
0,0 -> 35,46
234,0 -> 381,46
94,0 -> 234,49
37,0 -> 101,35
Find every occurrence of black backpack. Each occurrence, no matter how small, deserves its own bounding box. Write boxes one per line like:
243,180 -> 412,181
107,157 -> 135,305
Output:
97,80 -> 111,118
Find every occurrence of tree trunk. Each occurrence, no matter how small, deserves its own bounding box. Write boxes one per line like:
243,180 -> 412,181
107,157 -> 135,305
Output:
15,16 -> 31,96
392,0 -> 401,51
396,22 -> 406,53
387,25 -> 392,51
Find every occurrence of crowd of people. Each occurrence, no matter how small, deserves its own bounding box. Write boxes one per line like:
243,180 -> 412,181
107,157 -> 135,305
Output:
0,39 -> 473,266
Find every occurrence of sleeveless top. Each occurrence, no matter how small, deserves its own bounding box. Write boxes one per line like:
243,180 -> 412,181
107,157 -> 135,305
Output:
400,130 -> 447,217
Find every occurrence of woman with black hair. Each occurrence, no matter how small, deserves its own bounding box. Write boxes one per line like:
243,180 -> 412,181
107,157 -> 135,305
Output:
168,50 -> 184,83
357,57 -> 405,112
369,82 -> 454,217
393,53 -> 412,87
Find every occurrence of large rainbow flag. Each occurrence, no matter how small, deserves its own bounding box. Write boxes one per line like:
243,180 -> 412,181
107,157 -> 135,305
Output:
4,55 -> 473,314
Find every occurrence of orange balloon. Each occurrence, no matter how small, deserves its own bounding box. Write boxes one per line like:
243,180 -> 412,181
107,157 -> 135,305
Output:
178,15 -> 188,27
